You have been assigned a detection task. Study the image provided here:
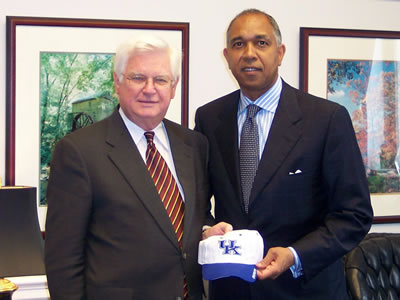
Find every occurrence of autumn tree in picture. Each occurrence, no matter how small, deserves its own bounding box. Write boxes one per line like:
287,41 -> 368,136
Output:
327,59 -> 400,193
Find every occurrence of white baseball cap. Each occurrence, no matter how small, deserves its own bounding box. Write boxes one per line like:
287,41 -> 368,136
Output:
198,229 -> 264,282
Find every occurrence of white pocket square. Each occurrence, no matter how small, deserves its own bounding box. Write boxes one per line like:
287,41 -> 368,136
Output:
289,169 -> 302,175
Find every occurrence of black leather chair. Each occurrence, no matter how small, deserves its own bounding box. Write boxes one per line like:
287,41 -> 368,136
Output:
344,232 -> 400,300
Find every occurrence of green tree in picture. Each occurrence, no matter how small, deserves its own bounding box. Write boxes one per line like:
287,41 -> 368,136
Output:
40,52 -> 118,205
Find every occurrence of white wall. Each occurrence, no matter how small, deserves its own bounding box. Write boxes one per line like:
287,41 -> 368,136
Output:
1,0 -> 400,232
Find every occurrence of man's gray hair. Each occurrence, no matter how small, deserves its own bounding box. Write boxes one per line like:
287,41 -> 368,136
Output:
114,34 -> 182,84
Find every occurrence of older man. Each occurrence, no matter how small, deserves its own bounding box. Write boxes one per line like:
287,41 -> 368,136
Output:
196,9 -> 373,300
45,35 -> 210,300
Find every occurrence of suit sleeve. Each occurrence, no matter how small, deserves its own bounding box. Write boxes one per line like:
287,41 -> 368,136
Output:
194,109 -> 217,227
292,105 -> 373,281
45,136 -> 92,300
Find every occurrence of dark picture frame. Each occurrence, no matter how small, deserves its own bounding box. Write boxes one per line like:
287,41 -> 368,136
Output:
300,27 -> 400,224
6,16 -> 189,229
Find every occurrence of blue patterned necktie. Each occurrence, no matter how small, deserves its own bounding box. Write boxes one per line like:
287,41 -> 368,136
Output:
239,104 -> 261,213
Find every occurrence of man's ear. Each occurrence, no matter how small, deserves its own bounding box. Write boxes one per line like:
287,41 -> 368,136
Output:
170,76 -> 179,99
223,48 -> 231,70
223,48 -> 229,62
113,72 -> 120,94
277,44 -> 286,66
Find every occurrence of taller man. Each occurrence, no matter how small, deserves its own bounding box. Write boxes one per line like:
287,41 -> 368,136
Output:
196,9 -> 373,300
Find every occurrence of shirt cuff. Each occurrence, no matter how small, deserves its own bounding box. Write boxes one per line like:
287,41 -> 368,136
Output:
288,247 -> 304,278
202,225 -> 211,232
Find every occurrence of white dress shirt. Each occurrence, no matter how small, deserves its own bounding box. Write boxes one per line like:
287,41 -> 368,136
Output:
119,108 -> 185,201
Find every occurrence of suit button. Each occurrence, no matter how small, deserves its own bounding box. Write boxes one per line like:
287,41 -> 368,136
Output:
176,297 -> 182,300
182,252 -> 187,259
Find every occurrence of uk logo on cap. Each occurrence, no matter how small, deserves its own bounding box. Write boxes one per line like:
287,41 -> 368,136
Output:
198,230 -> 264,282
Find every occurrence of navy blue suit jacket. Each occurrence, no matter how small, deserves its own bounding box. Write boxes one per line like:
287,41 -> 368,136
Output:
195,81 -> 373,299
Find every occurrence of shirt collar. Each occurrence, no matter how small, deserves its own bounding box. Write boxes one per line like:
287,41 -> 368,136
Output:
119,108 -> 168,150
239,77 -> 282,114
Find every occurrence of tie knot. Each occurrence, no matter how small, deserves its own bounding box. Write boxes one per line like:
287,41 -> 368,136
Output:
144,131 -> 155,145
246,104 -> 261,119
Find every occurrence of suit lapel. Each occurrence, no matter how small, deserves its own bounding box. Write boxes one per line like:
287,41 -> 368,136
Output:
214,91 -> 242,202
105,111 -> 180,249
250,83 -> 303,203
163,120 -> 195,249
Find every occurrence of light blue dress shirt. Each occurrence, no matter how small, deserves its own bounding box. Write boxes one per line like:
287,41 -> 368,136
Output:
237,77 -> 303,278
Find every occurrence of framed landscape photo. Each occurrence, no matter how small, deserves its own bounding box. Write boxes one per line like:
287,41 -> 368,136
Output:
6,16 -> 189,230
300,27 -> 400,223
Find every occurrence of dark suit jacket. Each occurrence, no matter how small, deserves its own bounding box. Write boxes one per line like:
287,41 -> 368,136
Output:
194,82 -> 373,300
45,109 -> 209,300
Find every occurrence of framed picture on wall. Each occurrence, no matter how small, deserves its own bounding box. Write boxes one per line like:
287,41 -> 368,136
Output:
6,16 -> 189,230
300,27 -> 400,223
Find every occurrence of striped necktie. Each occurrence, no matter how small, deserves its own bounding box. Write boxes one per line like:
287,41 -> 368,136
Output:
144,131 -> 188,299
144,131 -> 185,247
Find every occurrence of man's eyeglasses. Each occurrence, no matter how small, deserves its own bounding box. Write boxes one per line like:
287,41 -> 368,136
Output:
122,73 -> 173,88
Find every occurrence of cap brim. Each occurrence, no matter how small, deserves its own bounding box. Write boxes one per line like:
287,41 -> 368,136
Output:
202,263 -> 257,283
